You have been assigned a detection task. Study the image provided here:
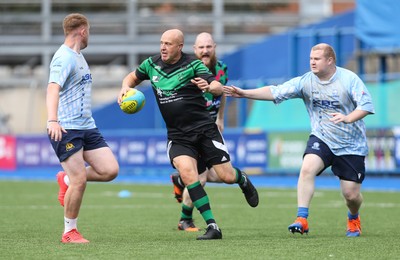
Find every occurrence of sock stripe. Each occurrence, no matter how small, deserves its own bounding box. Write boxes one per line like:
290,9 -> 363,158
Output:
234,167 -> 244,184
187,181 -> 216,224
181,203 -> 194,219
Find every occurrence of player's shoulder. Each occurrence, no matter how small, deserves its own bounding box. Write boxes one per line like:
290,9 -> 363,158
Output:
297,71 -> 314,82
216,60 -> 228,70
182,52 -> 200,63
335,66 -> 363,85
336,66 -> 358,77
51,45 -> 75,66
216,60 -> 227,66
138,54 -> 162,70
146,54 -> 162,64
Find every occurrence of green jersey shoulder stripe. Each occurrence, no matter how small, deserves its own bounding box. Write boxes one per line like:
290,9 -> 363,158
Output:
137,54 -> 213,91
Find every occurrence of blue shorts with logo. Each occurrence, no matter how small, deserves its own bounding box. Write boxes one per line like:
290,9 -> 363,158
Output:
304,135 -> 365,183
48,128 -> 109,162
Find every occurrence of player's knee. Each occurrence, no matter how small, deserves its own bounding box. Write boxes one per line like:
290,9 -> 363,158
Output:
342,190 -> 360,202
70,180 -> 87,192
107,166 -> 119,181
102,163 -> 119,181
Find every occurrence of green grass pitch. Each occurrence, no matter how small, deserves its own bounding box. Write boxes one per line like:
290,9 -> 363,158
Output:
1,180 -> 399,259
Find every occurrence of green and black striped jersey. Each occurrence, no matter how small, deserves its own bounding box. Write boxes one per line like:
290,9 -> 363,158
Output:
135,52 -> 217,136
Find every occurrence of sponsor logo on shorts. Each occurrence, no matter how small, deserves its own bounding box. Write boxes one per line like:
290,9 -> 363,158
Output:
66,142 -> 75,152
311,142 -> 320,150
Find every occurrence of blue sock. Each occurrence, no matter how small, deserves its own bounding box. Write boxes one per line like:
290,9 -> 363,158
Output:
348,211 -> 359,220
297,207 -> 309,218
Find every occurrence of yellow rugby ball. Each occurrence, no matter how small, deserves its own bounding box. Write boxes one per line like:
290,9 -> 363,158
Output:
120,89 -> 146,114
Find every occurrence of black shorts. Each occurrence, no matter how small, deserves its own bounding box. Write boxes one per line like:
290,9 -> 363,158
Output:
196,156 -> 208,174
304,135 -> 365,183
167,124 -> 230,172
48,128 -> 109,162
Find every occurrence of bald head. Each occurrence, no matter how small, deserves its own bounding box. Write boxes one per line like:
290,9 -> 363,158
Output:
193,32 -> 217,69
195,32 -> 214,46
162,29 -> 184,45
160,29 -> 184,64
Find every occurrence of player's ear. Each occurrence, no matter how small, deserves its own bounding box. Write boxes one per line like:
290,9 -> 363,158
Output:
80,26 -> 88,37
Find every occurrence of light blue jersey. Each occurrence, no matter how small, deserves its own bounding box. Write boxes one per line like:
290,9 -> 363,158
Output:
270,66 -> 375,156
48,44 -> 96,129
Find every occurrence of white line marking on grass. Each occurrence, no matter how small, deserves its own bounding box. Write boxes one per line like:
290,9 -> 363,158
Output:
1,201 -> 400,211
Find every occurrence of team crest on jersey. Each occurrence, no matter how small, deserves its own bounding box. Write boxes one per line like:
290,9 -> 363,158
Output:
65,142 -> 75,152
332,89 -> 339,98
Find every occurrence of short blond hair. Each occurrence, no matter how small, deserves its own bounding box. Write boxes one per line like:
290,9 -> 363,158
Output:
63,13 -> 89,36
312,43 -> 336,64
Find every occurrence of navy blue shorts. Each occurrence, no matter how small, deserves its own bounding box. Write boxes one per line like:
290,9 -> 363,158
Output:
304,135 -> 365,183
48,128 -> 109,162
167,124 -> 230,172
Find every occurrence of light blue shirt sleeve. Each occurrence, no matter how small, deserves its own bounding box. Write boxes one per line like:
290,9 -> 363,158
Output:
270,76 -> 304,104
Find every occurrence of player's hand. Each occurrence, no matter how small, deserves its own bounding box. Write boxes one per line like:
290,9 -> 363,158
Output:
329,112 -> 347,124
223,85 -> 243,97
47,122 -> 67,142
191,77 -> 210,92
118,87 -> 132,104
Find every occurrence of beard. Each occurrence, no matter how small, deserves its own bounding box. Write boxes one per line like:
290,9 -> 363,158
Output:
206,55 -> 217,75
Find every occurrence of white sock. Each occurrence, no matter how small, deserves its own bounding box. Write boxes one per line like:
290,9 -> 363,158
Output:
64,175 -> 70,186
64,217 -> 77,234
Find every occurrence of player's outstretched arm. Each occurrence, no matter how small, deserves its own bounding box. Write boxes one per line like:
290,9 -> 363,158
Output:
223,85 -> 275,101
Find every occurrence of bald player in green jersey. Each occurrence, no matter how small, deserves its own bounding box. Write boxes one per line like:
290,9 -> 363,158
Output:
118,29 -> 258,240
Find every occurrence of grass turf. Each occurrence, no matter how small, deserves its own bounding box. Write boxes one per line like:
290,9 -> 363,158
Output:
1,180 -> 399,259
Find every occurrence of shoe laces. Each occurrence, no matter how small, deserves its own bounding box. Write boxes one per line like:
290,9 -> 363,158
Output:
347,218 -> 361,232
64,229 -> 83,240
294,217 -> 308,229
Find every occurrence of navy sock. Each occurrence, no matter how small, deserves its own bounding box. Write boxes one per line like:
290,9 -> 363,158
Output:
297,207 -> 309,218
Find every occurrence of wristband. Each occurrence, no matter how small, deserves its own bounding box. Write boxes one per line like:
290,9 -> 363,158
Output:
47,120 -> 58,123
